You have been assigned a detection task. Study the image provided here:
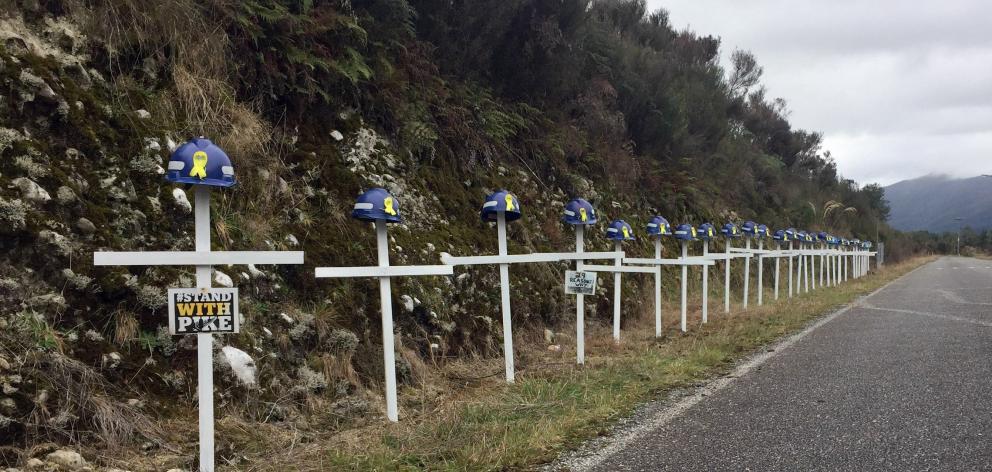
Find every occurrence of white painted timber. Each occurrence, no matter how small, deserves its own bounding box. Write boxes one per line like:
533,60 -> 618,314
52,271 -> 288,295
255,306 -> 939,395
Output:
94,251 -> 304,266
315,265 -> 453,278
582,264 -> 659,274
441,251 -> 623,266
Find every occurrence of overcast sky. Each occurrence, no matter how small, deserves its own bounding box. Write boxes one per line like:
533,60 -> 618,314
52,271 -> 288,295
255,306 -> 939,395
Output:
650,0 -> 992,186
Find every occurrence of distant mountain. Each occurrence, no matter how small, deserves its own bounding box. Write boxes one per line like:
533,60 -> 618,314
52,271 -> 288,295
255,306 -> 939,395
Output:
884,175 -> 992,233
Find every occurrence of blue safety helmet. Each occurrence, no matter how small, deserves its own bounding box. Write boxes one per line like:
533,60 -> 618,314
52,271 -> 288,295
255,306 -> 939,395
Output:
721,223 -> 741,239
817,231 -> 829,242
797,231 -> 808,243
165,137 -> 236,187
757,224 -> 769,238
741,221 -> 758,236
606,220 -> 636,241
352,188 -> 402,223
785,228 -> 797,240
773,229 -> 789,242
697,223 -> 717,240
480,189 -> 521,223
646,216 -> 671,237
674,224 -> 697,241
563,198 -> 597,225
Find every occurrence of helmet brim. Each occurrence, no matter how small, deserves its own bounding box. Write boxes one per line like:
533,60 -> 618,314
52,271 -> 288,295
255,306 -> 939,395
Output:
166,175 -> 236,188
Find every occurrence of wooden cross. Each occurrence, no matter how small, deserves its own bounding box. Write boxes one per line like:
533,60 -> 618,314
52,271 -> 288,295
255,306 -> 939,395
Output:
94,186 -> 304,472
314,208 -> 452,423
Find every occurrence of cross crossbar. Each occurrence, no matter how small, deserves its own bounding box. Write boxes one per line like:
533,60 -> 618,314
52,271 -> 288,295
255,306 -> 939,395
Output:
582,264 -> 666,274
94,251 -> 304,266
315,265 -> 453,278
441,251 -> 623,266
624,257 -> 715,266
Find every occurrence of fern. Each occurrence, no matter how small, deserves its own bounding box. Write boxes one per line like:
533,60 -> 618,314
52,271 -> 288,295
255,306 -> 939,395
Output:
330,47 -> 374,84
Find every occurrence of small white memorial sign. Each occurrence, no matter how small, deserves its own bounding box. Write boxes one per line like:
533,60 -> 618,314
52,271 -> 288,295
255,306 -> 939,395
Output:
565,270 -> 597,295
168,287 -> 240,334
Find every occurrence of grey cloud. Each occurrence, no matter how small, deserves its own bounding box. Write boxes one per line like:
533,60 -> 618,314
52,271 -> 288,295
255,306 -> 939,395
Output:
649,0 -> 992,185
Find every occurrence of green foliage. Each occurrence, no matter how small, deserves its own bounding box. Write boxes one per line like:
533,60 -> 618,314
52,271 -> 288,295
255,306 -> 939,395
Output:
137,330 -> 162,355
16,311 -> 61,351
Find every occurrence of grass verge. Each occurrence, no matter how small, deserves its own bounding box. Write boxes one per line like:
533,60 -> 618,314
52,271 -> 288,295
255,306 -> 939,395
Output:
222,256 -> 932,471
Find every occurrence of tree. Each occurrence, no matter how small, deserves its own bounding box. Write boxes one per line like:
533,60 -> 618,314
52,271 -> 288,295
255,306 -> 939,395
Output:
728,50 -> 762,98
861,183 -> 891,221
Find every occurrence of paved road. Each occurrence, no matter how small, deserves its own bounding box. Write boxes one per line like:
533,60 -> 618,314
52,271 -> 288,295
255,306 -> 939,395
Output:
592,257 -> 992,472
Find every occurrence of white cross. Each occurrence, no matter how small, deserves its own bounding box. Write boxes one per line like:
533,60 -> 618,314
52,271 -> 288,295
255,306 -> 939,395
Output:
625,239 -> 715,333
94,186 -> 304,472
440,210 -> 621,380
728,240 -> 775,306
581,240 -> 655,341
314,219 -> 452,423
566,225 -> 623,364
705,237 -> 748,314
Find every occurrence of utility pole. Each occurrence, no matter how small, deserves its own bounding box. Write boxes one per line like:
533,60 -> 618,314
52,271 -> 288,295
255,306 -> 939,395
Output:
955,217 -> 964,256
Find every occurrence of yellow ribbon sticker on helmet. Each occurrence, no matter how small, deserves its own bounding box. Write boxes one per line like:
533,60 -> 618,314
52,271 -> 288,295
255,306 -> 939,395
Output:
622,226 -> 630,238
383,197 -> 397,216
189,151 -> 209,179
691,227 -> 698,238
579,208 -> 587,222
709,228 -> 714,237
660,225 -> 667,234
505,194 -> 515,211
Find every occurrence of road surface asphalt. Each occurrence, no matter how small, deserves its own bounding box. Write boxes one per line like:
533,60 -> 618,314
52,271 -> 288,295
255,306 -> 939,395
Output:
588,257 -> 992,471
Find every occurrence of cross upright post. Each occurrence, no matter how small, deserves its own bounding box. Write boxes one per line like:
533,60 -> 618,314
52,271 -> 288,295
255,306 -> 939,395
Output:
809,235 -> 817,291
702,238 -> 710,321
720,223 -> 743,313
696,223 -> 718,324
613,237 -> 623,342
743,237 -> 752,309
756,225 -> 768,306
807,235 -> 814,291
758,225 -> 778,306
681,240 -> 688,330
193,187 -> 213,471
725,236 -> 732,312
647,217 -> 671,337
575,224 -> 586,363
819,238 -> 826,287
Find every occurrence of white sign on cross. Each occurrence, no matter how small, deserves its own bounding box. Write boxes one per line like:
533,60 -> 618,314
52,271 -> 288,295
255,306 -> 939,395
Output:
439,191 -> 621,381
313,188 -> 452,423
579,220 -> 652,342
94,186 -> 304,472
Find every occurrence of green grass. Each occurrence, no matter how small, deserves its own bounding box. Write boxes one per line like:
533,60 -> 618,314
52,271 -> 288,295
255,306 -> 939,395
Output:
223,257 -> 930,471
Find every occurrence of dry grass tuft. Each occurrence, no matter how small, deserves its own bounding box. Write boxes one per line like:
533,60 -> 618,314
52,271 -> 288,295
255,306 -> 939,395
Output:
111,310 -> 138,346
24,351 -> 163,449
